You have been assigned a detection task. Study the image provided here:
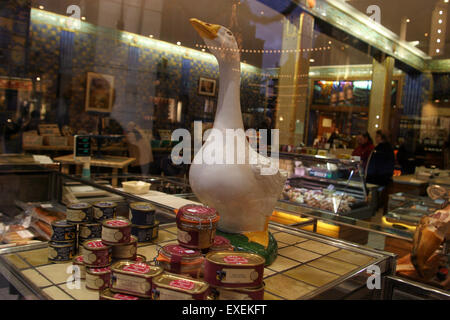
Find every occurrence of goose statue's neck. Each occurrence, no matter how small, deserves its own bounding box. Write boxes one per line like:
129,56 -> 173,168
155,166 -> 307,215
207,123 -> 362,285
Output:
214,58 -> 243,131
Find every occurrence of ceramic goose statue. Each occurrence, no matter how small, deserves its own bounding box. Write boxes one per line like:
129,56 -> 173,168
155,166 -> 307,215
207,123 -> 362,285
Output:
189,18 -> 287,248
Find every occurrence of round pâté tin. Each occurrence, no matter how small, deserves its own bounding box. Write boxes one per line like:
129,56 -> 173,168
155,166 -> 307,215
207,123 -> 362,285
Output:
152,273 -> 210,300
129,202 -> 156,226
100,288 -> 143,300
209,236 -> 234,252
176,205 -> 219,250
51,220 -> 77,242
204,252 -> 265,288
72,255 -> 86,280
131,221 -> 159,243
48,241 -> 75,263
79,222 -> 102,240
86,266 -> 111,291
82,239 -> 112,267
110,261 -> 163,298
93,201 -> 117,222
111,236 -> 138,260
156,245 -> 204,278
101,217 -> 132,245
210,283 -> 265,300
66,202 -> 92,224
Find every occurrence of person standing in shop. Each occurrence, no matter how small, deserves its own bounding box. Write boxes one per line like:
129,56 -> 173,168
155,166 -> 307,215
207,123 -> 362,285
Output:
125,121 -> 153,176
352,132 -> 375,173
366,130 -> 395,186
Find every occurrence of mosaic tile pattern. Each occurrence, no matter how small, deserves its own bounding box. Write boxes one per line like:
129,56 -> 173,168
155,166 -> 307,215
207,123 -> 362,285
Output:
0,224 -> 378,300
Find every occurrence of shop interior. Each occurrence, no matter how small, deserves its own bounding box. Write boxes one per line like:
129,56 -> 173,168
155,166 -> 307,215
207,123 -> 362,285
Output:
0,0 -> 449,300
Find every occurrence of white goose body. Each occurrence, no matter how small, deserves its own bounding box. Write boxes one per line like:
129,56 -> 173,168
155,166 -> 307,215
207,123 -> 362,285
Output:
189,19 -> 286,234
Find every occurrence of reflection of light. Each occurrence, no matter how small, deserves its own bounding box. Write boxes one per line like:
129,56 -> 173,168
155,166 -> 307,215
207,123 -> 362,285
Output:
279,116 -> 284,122
149,35 -> 153,38
438,29 -> 442,33
7,119 -> 11,123
81,17 -> 86,21
177,41 -> 181,46
439,10 -> 443,15
376,115 -> 380,119
406,18 -> 410,23
437,39 -> 441,43
437,49 -> 441,53
36,77 -> 41,81
309,59 -> 315,63
438,19 -> 443,24
375,124 -> 379,128
39,5 -> 44,9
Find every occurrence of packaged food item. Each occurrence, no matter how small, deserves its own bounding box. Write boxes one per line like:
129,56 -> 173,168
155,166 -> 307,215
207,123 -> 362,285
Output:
210,283 -> 265,300
176,205 -> 219,250
204,252 -> 265,288
82,239 -> 112,267
86,266 -> 111,291
131,221 -> 159,243
51,220 -> 76,242
93,201 -> 117,221
129,202 -> 156,225
79,223 -> 102,240
32,206 -> 66,225
102,218 -> 131,245
152,273 -> 210,300
156,245 -> 204,278
66,203 -> 92,223
2,225 -> 35,244
100,288 -> 143,300
48,241 -> 75,263
110,261 -> 163,298
72,255 -> 86,279
111,236 -> 137,260
209,236 -> 234,252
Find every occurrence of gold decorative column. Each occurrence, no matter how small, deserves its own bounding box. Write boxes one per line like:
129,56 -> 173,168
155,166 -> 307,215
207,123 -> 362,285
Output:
275,13 -> 314,146
368,55 -> 395,140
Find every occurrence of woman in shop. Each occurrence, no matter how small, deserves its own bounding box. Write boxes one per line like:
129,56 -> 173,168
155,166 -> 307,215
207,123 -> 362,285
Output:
352,132 -> 374,172
125,121 -> 154,176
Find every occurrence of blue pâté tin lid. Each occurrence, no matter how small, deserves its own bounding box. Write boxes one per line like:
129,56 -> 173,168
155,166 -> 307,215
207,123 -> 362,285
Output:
130,202 -> 155,212
68,202 -> 91,209
51,220 -> 73,228
94,201 -> 117,208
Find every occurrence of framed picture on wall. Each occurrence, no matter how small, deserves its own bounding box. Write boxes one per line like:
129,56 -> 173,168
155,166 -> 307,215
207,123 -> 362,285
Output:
198,77 -> 216,96
85,72 -> 115,113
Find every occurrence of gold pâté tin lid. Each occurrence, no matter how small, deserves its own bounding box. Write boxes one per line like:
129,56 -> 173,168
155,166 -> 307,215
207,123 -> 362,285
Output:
130,202 -> 155,212
205,251 -> 265,267
102,217 -> 131,229
153,273 -> 209,295
100,288 -> 140,300
94,201 -> 117,208
111,260 -> 163,279
83,239 -> 111,251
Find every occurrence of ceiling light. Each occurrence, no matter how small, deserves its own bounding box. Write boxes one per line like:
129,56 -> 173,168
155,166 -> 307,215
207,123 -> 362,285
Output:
439,10 -> 443,15
177,41 -> 181,45
38,5 -> 44,9
425,33 -> 429,37
438,29 -> 442,33
438,19 -> 443,24
437,39 -> 441,43
309,59 -> 315,63
81,17 -> 86,21
436,49 -> 441,53
406,18 -> 410,23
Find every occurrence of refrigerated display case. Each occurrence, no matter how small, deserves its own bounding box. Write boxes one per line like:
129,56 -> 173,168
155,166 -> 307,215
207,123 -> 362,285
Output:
278,153 -> 377,220
0,168 -> 398,300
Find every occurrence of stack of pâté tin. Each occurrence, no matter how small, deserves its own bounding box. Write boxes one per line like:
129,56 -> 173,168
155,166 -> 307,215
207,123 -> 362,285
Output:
129,202 -> 159,242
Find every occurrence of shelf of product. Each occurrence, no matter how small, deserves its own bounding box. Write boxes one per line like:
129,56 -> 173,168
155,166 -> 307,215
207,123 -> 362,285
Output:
387,192 -> 448,226
278,153 -> 375,219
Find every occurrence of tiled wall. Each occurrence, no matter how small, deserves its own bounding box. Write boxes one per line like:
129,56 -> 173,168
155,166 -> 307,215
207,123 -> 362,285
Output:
27,9 -> 267,134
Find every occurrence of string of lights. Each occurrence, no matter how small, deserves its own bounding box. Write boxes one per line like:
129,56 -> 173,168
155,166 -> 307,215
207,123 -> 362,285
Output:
195,44 -> 332,53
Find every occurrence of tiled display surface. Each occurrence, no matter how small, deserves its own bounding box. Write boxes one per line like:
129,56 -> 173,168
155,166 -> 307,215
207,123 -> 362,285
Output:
1,224 -> 377,300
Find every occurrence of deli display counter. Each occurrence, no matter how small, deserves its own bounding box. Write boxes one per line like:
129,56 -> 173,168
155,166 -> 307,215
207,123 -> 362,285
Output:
0,168 -> 398,300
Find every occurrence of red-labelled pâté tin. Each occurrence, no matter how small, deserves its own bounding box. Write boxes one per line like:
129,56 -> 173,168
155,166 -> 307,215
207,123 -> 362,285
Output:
82,239 -> 112,267
152,273 -> 210,300
204,251 -> 265,288
110,261 -> 163,298
86,266 -> 111,291
102,217 -> 131,245
176,205 -> 219,250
